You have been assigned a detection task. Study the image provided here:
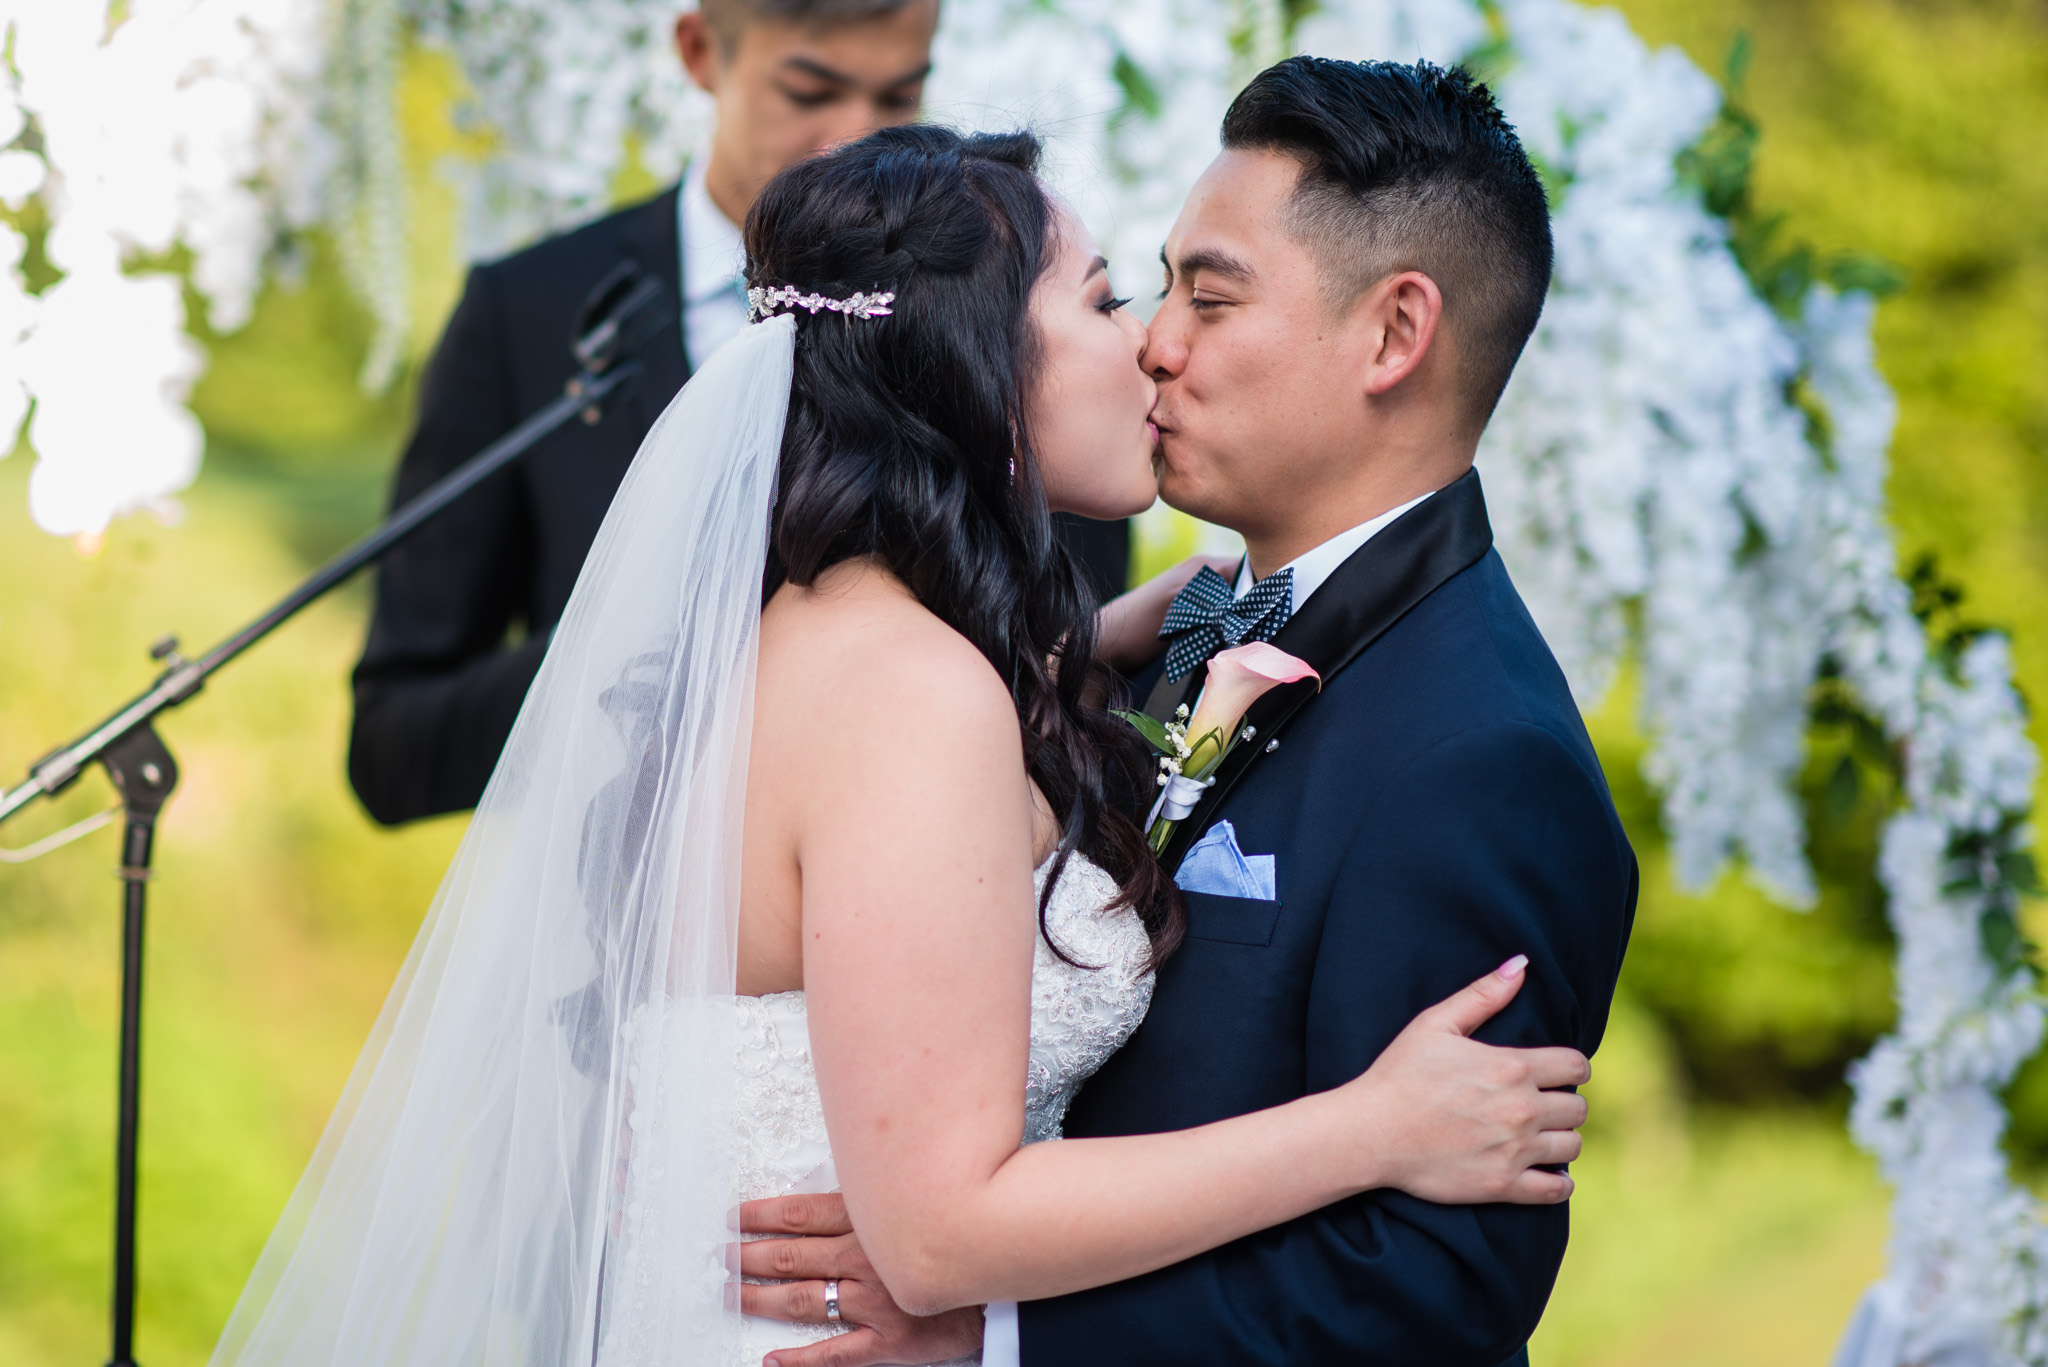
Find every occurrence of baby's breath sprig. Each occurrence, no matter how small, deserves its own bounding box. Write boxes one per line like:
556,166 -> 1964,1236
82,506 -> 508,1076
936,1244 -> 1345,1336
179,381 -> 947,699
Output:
1115,645 -> 1321,856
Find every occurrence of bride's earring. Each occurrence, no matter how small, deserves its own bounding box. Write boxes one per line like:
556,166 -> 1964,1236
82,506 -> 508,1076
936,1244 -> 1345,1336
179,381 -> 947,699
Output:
1009,457 -> 1017,485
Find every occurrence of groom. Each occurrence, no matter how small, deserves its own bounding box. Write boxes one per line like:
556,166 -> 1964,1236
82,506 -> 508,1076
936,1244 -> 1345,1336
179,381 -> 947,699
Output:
742,57 -> 1638,1366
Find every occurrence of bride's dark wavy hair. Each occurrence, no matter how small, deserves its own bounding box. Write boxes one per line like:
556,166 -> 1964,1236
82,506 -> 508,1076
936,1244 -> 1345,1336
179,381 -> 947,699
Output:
745,123 -> 1183,965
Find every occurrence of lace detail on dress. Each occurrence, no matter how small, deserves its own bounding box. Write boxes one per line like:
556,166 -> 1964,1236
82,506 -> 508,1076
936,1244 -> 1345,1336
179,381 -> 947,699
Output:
733,993 -> 832,1203
721,851 -> 1154,1366
1022,854 -> 1156,1144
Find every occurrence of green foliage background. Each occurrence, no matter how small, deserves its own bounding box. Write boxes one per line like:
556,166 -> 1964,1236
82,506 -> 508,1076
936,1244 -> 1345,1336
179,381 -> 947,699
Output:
2,3 -> 2045,1364
1605,0 -> 2048,1144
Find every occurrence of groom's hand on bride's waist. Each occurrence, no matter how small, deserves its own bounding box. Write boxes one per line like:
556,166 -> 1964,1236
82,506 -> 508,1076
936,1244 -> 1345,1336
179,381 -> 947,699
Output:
735,1193 -> 984,1367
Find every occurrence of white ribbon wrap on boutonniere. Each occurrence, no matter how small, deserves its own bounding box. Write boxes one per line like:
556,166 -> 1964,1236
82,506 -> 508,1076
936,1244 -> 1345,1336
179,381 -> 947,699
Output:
1150,771 -> 1212,827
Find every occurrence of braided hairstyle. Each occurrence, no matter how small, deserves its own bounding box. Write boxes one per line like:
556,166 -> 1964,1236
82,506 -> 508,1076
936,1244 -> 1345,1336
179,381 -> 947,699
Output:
745,123 -> 1182,965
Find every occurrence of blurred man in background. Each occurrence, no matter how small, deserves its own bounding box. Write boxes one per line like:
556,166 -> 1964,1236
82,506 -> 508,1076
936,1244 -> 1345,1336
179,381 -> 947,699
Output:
349,0 -> 1133,825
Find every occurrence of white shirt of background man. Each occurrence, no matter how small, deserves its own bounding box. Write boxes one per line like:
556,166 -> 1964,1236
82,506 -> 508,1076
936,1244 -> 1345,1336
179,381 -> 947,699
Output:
980,490 -> 1433,1367
678,154 -> 749,368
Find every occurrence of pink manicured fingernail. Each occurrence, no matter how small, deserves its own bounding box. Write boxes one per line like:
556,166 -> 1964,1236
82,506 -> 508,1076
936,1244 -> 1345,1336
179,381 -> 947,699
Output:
1496,954 -> 1528,979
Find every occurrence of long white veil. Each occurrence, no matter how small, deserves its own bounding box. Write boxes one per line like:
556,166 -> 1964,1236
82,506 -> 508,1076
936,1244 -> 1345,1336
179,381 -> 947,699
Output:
212,315 -> 796,1367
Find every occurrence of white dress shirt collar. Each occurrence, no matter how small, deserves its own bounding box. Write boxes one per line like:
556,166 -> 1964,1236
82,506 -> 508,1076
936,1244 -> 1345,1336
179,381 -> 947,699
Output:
677,156 -> 748,365
679,156 -> 744,304
1233,490 -> 1435,611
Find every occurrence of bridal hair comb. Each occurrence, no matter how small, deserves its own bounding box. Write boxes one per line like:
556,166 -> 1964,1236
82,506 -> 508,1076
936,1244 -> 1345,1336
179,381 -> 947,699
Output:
747,284 -> 896,323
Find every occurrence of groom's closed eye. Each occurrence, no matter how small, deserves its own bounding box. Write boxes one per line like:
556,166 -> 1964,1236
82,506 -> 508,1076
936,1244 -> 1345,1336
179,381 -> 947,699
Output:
1160,246 -> 1257,305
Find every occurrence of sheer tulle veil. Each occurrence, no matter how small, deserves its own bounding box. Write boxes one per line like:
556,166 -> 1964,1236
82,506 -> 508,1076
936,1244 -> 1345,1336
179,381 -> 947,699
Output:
211,315 -> 797,1367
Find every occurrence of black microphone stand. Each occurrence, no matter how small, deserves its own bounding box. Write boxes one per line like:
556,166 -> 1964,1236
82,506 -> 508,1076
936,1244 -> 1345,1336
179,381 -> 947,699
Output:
0,262 -> 676,1367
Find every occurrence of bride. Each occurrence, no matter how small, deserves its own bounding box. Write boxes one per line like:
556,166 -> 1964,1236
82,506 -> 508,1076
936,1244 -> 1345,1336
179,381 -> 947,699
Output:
212,125 -> 1589,1367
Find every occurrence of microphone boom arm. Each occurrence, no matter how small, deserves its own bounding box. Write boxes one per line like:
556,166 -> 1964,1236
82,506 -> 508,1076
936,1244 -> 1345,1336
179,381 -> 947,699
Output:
0,256 -> 674,1367
0,361 -> 640,826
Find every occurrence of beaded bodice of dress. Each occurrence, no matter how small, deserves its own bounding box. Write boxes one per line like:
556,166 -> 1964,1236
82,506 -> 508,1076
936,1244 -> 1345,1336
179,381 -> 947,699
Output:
730,851 -> 1154,1365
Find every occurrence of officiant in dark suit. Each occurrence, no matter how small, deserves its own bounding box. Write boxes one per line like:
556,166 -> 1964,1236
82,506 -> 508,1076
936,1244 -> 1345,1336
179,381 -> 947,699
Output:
348,0 -> 1132,825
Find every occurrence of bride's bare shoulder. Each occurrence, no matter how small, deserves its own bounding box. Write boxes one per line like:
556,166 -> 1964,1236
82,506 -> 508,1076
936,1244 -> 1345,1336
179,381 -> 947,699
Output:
760,560 -> 1014,734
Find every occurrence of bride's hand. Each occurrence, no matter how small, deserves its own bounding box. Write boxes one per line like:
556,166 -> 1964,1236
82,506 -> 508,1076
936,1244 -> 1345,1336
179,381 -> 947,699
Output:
1343,955 -> 1591,1206
1095,554 -> 1241,672
734,1194 -> 985,1367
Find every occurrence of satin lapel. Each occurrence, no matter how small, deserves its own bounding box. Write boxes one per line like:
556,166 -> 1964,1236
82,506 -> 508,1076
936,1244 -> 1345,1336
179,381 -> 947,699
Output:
1142,665 -> 1201,724
1158,467 -> 1495,872
620,184 -> 690,432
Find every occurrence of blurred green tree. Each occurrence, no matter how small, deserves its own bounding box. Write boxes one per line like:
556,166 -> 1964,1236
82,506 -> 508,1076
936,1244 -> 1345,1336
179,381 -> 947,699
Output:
1608,0 -> 2048,1160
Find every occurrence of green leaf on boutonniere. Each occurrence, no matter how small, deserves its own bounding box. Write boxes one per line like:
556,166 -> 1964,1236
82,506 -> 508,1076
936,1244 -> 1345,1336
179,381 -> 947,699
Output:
1114,708 -> 1175,756
1183,727 -> 1229,777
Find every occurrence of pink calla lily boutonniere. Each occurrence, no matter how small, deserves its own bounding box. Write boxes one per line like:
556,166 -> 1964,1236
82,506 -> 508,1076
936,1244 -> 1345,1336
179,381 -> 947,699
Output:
1117,641 -> 1321,854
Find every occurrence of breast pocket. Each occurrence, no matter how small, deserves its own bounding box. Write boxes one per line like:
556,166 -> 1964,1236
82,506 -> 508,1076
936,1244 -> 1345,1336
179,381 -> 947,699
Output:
1181,890 -> 1283,947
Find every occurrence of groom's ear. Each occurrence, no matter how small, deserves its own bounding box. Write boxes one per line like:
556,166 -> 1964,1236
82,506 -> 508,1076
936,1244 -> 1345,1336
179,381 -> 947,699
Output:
1357,270 -> 1446,401
674,12 -> 725,93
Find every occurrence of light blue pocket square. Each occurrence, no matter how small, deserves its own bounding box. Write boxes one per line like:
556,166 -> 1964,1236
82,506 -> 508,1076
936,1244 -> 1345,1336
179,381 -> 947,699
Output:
1175,820 -> 1278,901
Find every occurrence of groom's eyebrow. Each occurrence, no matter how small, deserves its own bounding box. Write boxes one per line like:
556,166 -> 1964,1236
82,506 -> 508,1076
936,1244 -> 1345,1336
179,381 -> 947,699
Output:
1163,247 -> 1258,288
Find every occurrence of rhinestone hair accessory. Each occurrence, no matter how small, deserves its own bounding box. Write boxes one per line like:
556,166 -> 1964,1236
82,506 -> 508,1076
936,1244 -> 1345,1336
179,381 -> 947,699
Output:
746,284 -> 896,323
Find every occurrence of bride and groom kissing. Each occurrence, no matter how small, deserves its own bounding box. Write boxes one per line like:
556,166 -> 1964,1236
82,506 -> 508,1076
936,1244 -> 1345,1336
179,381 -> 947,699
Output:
215,54 -> 1637,1367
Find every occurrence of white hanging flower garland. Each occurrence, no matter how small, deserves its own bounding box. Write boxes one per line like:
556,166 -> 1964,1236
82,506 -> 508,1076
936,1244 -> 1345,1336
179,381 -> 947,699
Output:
0,0 -> 319,538
0,0 -> 2041,1359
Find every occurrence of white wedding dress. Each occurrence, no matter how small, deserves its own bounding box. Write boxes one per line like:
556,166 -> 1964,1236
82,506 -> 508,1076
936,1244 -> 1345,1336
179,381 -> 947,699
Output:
722,852 -> 1154,1366
214,318 -> 1146,1367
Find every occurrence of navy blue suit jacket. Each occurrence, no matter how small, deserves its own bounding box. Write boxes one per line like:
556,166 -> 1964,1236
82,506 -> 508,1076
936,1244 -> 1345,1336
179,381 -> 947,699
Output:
1020,470 -> 1637,1365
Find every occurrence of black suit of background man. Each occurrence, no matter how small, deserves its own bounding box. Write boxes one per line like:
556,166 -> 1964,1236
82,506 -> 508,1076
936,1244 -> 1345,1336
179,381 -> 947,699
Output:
347,185 -> 1132,825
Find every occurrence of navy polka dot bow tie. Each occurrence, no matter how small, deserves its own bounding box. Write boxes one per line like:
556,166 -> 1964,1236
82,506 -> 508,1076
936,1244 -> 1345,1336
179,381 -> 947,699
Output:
1158,565 -> 1294,682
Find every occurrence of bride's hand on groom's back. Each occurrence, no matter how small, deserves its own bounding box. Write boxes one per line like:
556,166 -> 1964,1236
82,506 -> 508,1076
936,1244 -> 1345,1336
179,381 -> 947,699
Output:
733,1194 -> 985,1367
1345,954 -> 1592,1207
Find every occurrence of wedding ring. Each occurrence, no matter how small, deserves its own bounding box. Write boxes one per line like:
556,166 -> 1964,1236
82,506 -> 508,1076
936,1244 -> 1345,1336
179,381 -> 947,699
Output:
824,1279 -> 842,1323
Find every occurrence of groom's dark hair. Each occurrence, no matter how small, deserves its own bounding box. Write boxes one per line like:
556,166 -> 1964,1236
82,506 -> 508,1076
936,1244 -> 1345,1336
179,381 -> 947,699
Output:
1223,57 -> 1553,426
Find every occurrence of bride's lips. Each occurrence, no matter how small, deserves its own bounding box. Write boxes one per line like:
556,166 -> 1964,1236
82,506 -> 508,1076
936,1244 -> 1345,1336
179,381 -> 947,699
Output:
1146,420 -> 1160,444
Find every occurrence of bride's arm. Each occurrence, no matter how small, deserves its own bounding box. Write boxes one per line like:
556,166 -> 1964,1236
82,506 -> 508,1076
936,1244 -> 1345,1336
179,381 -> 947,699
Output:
797,626 -> 1583,1318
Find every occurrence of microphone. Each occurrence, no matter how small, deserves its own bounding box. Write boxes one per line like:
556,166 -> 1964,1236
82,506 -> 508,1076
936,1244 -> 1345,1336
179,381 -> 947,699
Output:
573,262 -> 680,373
